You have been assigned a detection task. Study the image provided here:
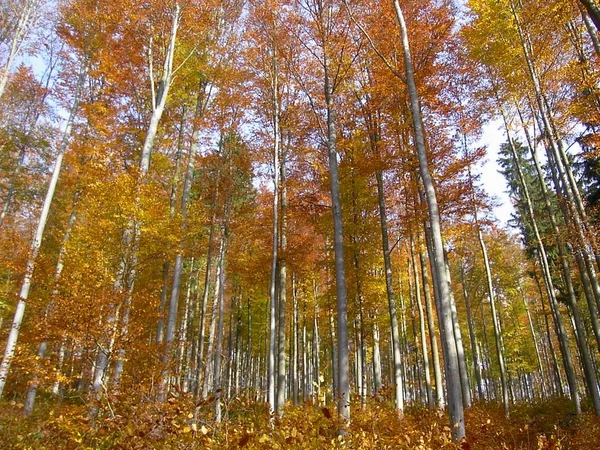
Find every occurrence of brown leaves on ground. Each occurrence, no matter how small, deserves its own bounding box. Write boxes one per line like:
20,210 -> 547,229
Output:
0,396 -> 598,449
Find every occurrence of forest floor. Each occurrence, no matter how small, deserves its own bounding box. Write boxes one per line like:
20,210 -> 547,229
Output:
0,395 -> 598,449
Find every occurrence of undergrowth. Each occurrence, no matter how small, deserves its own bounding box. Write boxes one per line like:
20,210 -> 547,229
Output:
0,394 -> 597,449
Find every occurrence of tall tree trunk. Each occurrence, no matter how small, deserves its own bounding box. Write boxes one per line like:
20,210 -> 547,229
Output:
0,0 -> 40,101
24,199 -> 79,415
372,320 -> 382,393
461,265 -> 484,401
478,229 -> 510,416
504,111 -> 583,413
518,284 -> 546,398
195,204 -> 217,397
392,1 -> 464,438
267,46 -> 281,415
292,274 -> 299,405
214,233 -> 227,422
579,0 -> 600,32
162,79 -> 207,392
0,64 -> 85,399
375,171 -> 403,413
324,55 -> 350,422
93,5 -> 180,401
202,237 -> 224,399
276,141 -> 288,414
444,251 -> 471,408
313,296 -> 321,404
410,237 -> 433,408
419,250 -> 444,409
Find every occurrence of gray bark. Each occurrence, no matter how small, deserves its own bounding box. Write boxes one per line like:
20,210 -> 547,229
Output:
419,250 -> 444,409
0,0 -> 40,101
276,139 -> 288,414
461,265 -> 484,401
93,5 -> 180,401
392,0 -> 464,438
24,201 -> 78,415
214,236 -> 227,422
410,238 -> 433,408
579,0 -> 600,32
375,171 -> 403,412
0,64 -> 85,399
478,229 -> 510,416
267,50 -> 280,415
324,51 -> 350,423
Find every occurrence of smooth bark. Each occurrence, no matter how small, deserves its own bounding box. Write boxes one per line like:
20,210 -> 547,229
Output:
392,0 -> 464,438
0,64 -> 84,399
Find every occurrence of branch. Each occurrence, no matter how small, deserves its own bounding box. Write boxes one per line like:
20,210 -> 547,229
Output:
342,0 -> 406,83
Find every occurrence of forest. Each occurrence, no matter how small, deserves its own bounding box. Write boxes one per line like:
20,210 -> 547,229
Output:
1,0 -> 600,448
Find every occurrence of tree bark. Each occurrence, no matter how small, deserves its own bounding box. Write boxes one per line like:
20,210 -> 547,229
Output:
579,0 -> 600,33
392,1 -> 464,438
0,0 -> 40,101
276,137 -> 288,414
375,171 -> 404,412
410,237 -> 433,408
0,64 -> 85,399
24,199 -> 79,415
324,53 -> 350,423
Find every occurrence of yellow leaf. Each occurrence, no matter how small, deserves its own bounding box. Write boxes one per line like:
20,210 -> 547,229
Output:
201,425 -> 208,435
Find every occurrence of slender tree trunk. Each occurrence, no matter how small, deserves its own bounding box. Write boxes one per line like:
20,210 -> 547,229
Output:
329,307 -> 338,401
276,142 -> 288,414
461,265 -> 484,401
504,113 -> 582,413
156,262 -> 171,344
519,286 -> 545,398
375,170 -> 403,413
372,320 -> 382,393
195,207 -> 217,396
156,113 -> 186,343
324,56 -> 350,423
214,233 -> 227,422
444,251 -> 471,408
512,0 -> 600,295
579,0 -> 600,32
24,200 -> 79,415
580,6 -> 600,56
419,250 -> 443,409
478,229 -> 510,416
292,275 -> 299,405
0,0 -> 40,101
313,296 -> 321,404
410,238 -> 433,408
93,6 -> 180,401
202,238 -> 224,399
162,80 -> 206,391
0,65 -> 85,399
392,1 -> 464,438
267,47 -> 281,415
